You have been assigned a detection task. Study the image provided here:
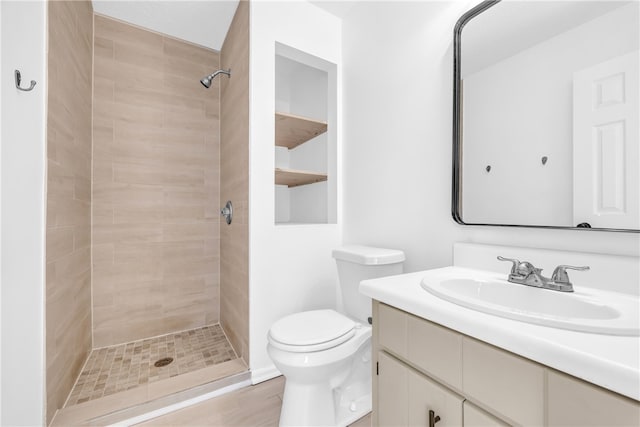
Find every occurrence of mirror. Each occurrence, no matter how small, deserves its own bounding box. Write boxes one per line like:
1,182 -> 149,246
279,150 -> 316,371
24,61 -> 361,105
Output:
453,0 -> 639,232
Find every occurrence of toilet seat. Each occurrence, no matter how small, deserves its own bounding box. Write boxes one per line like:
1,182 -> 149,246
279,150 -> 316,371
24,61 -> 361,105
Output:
268,309 -> 357,353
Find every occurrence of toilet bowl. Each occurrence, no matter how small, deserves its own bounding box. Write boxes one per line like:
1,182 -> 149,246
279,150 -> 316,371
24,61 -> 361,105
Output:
267,246 -> 405,427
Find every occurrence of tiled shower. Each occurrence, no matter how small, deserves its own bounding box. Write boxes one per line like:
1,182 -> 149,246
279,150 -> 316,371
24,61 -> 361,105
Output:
45,1 -> 250,423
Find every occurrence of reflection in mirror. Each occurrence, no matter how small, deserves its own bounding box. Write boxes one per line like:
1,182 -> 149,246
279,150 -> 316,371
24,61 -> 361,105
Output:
454,0 -> 639,231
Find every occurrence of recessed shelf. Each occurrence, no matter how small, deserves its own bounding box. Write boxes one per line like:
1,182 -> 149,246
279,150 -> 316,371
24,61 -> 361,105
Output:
275,168 -> 327,188
275,112 -> 328,149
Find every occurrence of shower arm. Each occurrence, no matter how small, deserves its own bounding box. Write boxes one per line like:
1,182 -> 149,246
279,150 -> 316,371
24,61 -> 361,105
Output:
209,69 -> 231,79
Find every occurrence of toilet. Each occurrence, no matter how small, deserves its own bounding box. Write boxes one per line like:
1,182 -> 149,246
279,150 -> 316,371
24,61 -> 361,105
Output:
267,245 -> 405,426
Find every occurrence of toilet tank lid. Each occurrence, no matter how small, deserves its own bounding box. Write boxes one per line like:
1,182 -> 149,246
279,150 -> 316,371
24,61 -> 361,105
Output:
332,245 -> 405,265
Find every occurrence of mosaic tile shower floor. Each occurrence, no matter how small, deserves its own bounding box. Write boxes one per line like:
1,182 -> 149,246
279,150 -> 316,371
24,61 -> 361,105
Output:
66,324 -> 237,406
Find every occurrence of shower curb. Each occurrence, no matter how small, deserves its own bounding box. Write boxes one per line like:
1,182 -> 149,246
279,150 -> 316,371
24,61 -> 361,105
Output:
50,359 -> 248,426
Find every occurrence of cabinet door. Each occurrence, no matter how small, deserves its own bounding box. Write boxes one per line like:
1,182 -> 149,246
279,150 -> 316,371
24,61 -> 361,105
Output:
377,350 -> 463,427
463,401 -> 509,427
378,351 -> 408,426
408,368 -> 463,426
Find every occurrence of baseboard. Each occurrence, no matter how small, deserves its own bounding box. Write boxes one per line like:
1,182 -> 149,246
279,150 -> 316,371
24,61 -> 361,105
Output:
250,365 -> 282,385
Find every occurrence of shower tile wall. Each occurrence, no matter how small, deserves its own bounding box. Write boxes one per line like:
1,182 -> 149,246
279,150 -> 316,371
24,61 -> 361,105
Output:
220,0 -> 250,363
92,15 -> 221,347
46,1 -> 94,423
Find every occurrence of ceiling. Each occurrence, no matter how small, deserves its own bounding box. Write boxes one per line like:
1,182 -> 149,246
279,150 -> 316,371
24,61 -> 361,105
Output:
91,0 -> 355,51
92,0 -> 240,50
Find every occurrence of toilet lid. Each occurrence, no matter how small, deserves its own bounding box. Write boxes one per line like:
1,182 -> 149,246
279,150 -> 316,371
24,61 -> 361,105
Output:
268,309 -> 356,352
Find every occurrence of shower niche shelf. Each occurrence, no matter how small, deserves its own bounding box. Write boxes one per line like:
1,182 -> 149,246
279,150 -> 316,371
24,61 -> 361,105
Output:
275,167 -> 327,187
275,111 -> 327,149
274,44 -> 336,224
274,110 -> 328,189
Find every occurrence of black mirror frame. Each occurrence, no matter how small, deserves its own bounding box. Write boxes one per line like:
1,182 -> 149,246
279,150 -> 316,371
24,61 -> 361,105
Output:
451,0 -> 638,233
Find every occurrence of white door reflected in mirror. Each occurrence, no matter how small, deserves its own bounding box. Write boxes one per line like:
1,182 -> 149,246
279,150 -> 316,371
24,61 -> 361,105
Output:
573,51 -> 639,229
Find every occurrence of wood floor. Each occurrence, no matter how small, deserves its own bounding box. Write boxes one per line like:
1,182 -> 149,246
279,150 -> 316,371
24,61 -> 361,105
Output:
138,376 -> 372,426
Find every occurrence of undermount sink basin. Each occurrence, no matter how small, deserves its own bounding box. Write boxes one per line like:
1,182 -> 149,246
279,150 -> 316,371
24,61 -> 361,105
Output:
420,267 -> 639,336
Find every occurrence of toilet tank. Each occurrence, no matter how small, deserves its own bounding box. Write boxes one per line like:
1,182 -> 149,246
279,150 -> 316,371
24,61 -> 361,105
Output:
332,245 -> 405,323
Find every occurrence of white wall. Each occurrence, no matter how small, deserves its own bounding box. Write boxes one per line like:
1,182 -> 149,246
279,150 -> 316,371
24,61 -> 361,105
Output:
341,1 -> 639,278
462,3 -> 639,226
0,1 -> 47,425
0,2 -> 3,421
249,0 -> 342,380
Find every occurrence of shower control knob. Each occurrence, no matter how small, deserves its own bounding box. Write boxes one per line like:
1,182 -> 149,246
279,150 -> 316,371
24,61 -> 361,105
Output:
220,200 -> 233,225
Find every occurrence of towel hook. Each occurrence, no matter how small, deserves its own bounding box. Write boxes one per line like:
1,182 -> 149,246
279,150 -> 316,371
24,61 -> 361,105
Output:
15,70 -> 36,92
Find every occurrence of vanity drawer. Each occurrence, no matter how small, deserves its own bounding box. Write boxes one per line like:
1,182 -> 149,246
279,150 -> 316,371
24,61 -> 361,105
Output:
407,315 -> 462,389
378,303 -> 408,357
378,303 -> 463,389
463,337 -> 544,426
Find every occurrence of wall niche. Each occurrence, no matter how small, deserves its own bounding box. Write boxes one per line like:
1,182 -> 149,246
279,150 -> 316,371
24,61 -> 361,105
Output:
274,44 -> 337,224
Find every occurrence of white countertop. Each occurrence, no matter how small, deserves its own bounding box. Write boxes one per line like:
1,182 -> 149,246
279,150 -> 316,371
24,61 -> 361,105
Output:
360,270 -> 640,401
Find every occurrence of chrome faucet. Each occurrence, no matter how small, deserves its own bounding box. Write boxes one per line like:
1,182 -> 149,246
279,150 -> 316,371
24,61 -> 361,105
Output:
497,256 -> 589,292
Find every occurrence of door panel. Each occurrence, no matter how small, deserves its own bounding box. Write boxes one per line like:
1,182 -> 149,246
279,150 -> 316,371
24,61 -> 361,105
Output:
573,51 -> 639,228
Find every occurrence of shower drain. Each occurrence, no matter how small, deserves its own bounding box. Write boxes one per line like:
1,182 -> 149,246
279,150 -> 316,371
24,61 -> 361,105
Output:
154,357 -> 174,367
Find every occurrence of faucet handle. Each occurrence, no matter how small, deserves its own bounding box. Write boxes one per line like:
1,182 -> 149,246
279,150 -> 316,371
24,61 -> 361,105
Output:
498,256 -> 540,277
551,265 -> 590,284
497,256 -> 520,274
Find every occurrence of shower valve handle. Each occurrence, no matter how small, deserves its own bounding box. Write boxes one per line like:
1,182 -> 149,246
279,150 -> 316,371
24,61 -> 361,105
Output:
220,201 -> 233,225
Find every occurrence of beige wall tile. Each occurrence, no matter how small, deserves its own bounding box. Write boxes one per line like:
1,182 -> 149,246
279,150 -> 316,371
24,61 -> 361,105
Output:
94,14 -> 163,51
47,226 -> 74,262
163,223 -> 217,242
162,36 -> 219,68
219,0 -> 250,364
94,36 -> 114,58
92,15 -> 221,348
46,1 -> 94,423
93,222 -> 164,245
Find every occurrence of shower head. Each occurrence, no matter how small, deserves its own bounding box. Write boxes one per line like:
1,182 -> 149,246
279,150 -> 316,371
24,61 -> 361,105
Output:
200,69 -> 231,88
200,76 -> 213,88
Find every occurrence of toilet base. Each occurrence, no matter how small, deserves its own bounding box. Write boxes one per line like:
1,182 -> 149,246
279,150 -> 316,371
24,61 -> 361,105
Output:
334,392 -> 371,427
275,331 -> 372,427
279,380 -> 371,427
280,381 -> 336,426
333,344 -> 372,426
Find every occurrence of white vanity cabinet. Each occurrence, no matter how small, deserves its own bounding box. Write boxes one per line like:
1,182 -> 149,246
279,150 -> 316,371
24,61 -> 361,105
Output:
373,301 -> 640,426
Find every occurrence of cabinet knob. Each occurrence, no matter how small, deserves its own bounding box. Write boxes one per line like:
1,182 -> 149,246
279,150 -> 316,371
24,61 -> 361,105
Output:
429,409 -> 441,427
